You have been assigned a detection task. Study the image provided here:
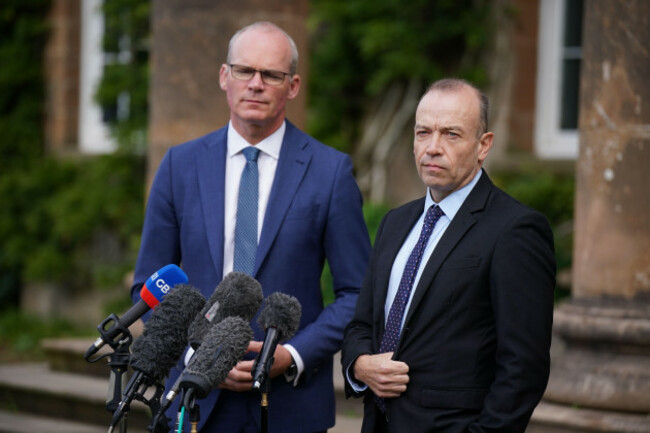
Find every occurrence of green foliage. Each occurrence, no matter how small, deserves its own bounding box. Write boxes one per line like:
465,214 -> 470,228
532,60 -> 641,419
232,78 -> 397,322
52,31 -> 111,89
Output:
363,202 -> 391,243
0,0 -> 49,169
0,154 -> 144,289
95,0 -> 151,152
0,309 -> 93,362
0,0 -> 148,309
308,0 -> 492,152
0,1 -> 49,305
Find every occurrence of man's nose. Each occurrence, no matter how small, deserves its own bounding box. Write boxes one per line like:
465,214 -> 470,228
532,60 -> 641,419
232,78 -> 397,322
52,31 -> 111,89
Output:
425,134 -> 443,153
248,71 -> 265,88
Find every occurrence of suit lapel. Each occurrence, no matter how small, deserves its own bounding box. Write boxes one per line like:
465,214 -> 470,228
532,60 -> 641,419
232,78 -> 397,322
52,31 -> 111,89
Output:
254,122 -> 311,275
195,128 -> 227,281
374,199 -> 425,331
401,171 -> 493,334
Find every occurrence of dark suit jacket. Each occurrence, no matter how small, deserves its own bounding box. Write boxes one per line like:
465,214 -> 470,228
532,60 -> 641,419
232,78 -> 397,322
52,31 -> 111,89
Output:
342,171 -> 555,433
132,120 -> 370,432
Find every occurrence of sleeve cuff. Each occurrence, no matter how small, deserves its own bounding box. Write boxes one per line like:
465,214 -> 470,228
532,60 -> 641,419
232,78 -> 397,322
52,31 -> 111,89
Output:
346,362 -> 368,393
283,344 -> 304,386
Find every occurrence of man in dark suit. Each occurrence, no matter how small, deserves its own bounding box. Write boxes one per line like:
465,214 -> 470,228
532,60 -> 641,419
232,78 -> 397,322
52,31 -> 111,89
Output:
131,22 -> 370,432
342,78 -> 555,433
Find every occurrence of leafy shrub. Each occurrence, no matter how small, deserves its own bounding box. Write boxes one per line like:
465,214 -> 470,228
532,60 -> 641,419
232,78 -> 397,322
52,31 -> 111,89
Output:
0,154 -> 145,306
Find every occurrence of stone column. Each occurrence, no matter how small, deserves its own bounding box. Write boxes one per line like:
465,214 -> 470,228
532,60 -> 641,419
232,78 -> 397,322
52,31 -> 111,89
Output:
147,0 -> 309,190
529,1 -> 650,432
44,0 -> 81,154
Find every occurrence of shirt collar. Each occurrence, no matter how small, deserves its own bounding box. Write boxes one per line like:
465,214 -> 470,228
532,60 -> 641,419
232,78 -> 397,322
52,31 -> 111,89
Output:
425,169 -> 483,219
227,120 -> 285,160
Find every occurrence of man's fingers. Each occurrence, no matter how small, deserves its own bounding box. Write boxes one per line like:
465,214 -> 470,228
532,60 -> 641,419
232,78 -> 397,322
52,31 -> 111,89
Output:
217,361 -> 255,392
353,353 -> 410,398
247,341 -> 263,353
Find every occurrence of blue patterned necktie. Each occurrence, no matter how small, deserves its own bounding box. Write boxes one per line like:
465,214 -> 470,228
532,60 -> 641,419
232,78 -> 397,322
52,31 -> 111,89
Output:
375,204 -> 444,412
233,146 -> 260,275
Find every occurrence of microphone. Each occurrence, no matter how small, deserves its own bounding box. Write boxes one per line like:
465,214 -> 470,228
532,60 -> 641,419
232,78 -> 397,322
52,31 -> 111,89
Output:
154,273 -> 262,419
85,264 -> 188,360
252,292 -> 301,390
108,284 -> 206,432
187,272 -> 263,348
179,316 -> 253,399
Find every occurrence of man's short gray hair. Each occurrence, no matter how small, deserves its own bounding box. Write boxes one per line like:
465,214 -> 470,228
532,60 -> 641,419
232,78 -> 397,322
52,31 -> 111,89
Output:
226,21 -> 299,76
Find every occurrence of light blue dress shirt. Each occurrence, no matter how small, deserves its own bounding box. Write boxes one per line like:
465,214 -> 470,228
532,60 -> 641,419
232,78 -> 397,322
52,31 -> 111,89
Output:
347,170 -> 482,392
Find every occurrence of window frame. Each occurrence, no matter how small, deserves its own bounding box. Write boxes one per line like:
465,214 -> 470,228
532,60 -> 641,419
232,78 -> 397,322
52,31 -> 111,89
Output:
534,0 -> 581,160
78,0 -> 116,154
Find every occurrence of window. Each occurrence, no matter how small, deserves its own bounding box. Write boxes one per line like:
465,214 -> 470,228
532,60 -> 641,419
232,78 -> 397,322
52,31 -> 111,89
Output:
78,0 -> 115,153
534,0 -> 584,159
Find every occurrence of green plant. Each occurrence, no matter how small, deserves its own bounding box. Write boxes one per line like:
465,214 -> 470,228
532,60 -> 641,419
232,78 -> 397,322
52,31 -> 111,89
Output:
0,0 -> 50,306
308,0 -> 492,153
0,0 -> 49,170
0,308 -> 94,362
0,154 -> 145,304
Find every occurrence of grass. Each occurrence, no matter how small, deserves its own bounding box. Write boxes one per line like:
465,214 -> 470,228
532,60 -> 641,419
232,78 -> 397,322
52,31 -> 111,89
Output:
0,309 -> 94,363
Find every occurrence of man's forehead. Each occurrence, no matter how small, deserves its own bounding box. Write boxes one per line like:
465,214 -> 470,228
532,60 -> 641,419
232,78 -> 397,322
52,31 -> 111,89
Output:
416,90 -> 477,124
230,29 -> 291,66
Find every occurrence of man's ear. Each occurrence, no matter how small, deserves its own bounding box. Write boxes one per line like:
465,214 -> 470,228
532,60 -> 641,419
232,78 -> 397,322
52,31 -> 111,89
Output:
287,74 -> 301,100
478,132 -> 494,164
219,64 -> 228,91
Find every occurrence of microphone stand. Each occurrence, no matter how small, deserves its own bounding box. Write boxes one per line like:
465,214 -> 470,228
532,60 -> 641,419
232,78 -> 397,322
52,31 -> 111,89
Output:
85,314 -> 134,431
252,356 -> 273,433
86,314 -> 166,433
259,378 -> 270,433
181,388 -> 201,433
108,341 -> 132,433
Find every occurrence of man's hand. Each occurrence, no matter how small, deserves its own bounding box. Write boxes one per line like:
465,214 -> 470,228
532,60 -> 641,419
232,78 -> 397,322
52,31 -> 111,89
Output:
218,341 -> 294,392
353,352 -> 409,398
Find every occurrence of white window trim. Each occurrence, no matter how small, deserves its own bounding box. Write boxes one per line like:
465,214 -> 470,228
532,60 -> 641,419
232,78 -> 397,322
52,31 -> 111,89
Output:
78,0 -> 116,154
534,0 -> 579,160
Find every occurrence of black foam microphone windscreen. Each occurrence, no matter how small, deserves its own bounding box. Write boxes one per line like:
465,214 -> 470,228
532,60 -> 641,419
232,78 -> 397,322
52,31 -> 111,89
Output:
130,284 -> 206,382
179,316 -> 253,399
109,284 -> 206,432
187,272 -> 263,348
252,292 -> 302,390
258,292 -> 301,341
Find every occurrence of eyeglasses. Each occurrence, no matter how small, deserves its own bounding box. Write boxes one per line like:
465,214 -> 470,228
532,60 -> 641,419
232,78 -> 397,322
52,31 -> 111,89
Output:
228,64 -> 291,86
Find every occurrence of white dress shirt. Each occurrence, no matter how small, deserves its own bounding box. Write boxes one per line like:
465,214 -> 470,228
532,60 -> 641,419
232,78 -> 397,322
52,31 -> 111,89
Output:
220,120 -> 305,383
222,121 -> 283,276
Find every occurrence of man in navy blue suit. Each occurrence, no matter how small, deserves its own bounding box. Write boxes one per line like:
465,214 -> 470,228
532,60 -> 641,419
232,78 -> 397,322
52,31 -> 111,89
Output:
342,79 -> 555,433
131,21 -> 370,432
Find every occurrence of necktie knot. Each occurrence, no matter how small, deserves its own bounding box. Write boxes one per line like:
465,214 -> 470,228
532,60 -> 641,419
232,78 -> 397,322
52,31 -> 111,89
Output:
242,146 -> 260,162
424,205 -> 445,229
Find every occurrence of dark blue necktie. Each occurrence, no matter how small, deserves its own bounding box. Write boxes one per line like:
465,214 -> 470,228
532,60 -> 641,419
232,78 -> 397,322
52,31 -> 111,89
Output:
375,204 -> 444,412
233,146 -> 260,275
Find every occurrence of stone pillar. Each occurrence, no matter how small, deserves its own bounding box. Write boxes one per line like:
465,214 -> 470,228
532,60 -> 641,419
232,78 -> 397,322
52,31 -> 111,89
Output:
44,0 -> 81,154
529,1 -> 650,432
147,0 -> 309,190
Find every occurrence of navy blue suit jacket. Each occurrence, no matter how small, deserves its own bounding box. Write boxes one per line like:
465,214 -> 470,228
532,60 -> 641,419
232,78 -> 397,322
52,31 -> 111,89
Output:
342,171 -> 555,433
132,120 -> 370,431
